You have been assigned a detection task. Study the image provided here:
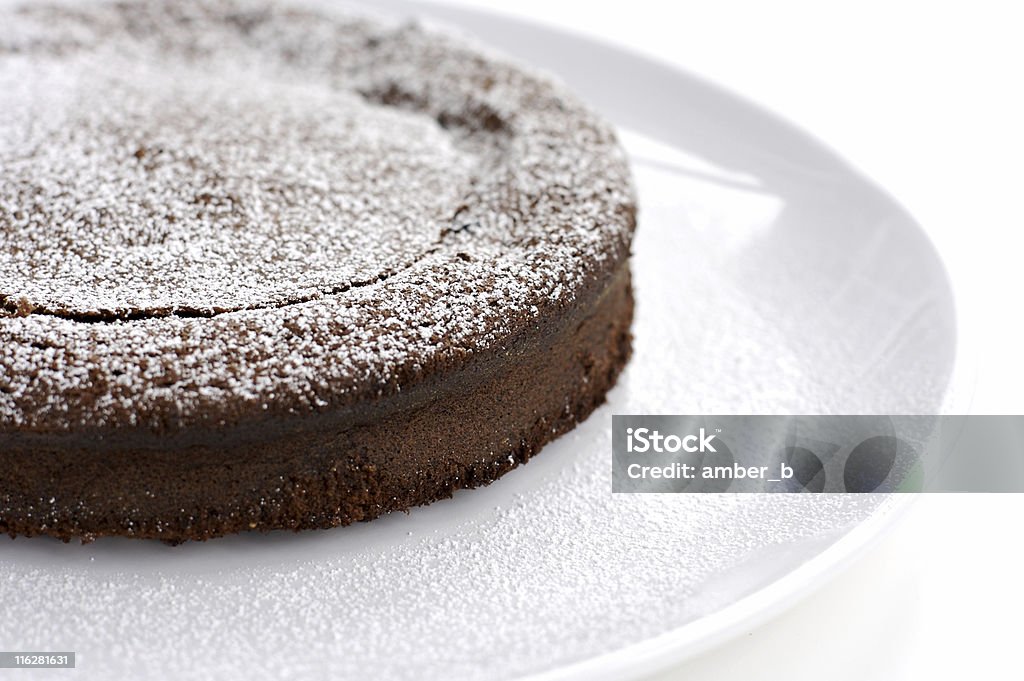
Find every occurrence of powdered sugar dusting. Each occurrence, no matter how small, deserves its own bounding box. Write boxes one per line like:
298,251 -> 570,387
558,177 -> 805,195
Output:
2,57 -> 472,315
0,0 -> 635,431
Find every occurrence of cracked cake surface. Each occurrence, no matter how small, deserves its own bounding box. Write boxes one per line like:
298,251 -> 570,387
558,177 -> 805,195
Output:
0,0 -> 636,541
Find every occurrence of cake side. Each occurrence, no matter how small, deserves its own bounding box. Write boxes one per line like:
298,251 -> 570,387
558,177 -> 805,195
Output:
0,264 -> 633,542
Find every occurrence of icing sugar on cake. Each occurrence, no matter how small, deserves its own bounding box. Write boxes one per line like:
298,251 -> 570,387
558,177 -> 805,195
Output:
0,0 -> 636,542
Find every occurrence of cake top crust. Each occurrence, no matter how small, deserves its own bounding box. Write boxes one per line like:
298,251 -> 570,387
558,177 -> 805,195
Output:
0,0 -> 635,433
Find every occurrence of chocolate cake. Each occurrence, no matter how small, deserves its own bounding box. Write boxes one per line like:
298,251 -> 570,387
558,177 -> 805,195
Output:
0,0 -> 636,542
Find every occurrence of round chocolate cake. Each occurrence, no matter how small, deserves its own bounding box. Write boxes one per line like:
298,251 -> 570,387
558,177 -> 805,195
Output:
0,0 -> 636,542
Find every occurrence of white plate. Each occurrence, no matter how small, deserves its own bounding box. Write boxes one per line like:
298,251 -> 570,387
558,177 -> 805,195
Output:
0,3 -> 959,680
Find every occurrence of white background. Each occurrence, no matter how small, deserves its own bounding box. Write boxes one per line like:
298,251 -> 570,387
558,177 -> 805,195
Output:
425,2 -> 1024,679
